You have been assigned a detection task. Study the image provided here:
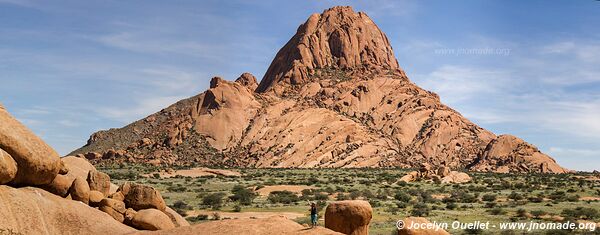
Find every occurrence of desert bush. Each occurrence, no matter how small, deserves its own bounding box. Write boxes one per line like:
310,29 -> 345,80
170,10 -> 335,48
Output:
410,203 -> 430,217
202,192 -> 227,210
530,210 -> 547,219
268,190 -> 299,204
508,192 -> 523,201
230,185 -> 257,205
394,191 -> 411,203
482,194 -> 497,202
561,207 -> 598,220
488,207 -> 506,215
446,202 -> 457,210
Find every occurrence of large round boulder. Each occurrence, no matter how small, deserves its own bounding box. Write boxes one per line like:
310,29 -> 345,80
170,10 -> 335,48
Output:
61,156 -> 96,179
87,170 -> 111,196
42,174 -> 75,197
0,149 -> 17,184
131,209 -> 175,230
325,200 -> 372,235
164,207 -> 191,227
89,190 -> 104,207
69,177 -> 90,204
0,185 -> 135,234
0,106 -> 61,186
119,182 -> 166,211
440,171 -> 472,184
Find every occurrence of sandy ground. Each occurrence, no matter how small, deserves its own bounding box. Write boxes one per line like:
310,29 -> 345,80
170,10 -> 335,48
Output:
144,167 -> 241,178
580,196 -> 600,201
256,185 -> 315,196
187,210 -> 306,220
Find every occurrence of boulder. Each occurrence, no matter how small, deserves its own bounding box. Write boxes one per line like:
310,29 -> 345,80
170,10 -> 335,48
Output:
0,106 -> 61,186
0,149 -> 17,184
87,170 -> 111,196
99,198 -> 127,214
124,208 -> 137,224
42,173 -> 75,197
436,167 -> 450,177
325,200 -> 372,235
69,177 -> 90,204
98,198 -> 127,222
164,207 -> 191,227
131,209 -> 175,231
61,156 -> 96,179
89,190 -> 104,207
399,171 -> 418,183
110,191 -> 125,201
99,205 -> 125,223
119,182 -> 167,211
0,185 -> 135,234
235,72 -> 259,91
397,217 -> 449,235
130,215 -> 342,235
58,160 -> 69,175
441,171 -> 472,184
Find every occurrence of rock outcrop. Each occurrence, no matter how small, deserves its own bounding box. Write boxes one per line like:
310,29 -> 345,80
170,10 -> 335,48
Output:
70,6 -> 567,174
469,135 -> 566,173
133,215 -> 343,235
325,200 -> 373,235
399,163 -> 472,184
0,185 -> 136,234
256,6 -> 401,93
0,105 -> 188,233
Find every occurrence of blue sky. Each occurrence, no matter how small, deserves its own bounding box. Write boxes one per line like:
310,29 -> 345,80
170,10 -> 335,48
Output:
1,0 -> 599,171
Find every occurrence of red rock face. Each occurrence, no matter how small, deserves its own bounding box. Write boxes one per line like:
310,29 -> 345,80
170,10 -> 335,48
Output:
70,6 -> 568,173
256,6 -> 402,93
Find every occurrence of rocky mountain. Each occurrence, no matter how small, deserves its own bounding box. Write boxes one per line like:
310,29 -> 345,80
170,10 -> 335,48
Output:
71,6 -> 567,173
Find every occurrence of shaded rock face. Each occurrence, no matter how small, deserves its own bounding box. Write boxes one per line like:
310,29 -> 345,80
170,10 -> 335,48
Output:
325,200 -> 372,235
256,6 -> 400,93
235,72 -> 259,91
70,6 -> 567,174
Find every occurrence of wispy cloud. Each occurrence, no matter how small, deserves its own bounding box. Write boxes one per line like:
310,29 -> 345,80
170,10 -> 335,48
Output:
96,96 -> 187,123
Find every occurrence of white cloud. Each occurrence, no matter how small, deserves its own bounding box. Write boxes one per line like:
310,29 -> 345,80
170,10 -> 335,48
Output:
413,65 -> 511,104
96,96 -> 187,123
97,32 -> 226,60
141,67 -> 204,93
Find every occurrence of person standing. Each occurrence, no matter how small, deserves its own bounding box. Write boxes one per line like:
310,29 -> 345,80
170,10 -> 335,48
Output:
310,202 -> 318,228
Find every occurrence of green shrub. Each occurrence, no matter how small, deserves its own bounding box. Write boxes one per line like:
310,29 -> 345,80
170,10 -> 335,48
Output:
230,185 -> 257,205
410,203 -> 430,217
268,191 -> 299,204
202,192 -> 227,210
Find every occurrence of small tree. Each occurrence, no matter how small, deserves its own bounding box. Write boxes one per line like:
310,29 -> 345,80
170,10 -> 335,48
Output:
202,192 -> 226,210
230,185 -> 257,206
482,194 -> 497,202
